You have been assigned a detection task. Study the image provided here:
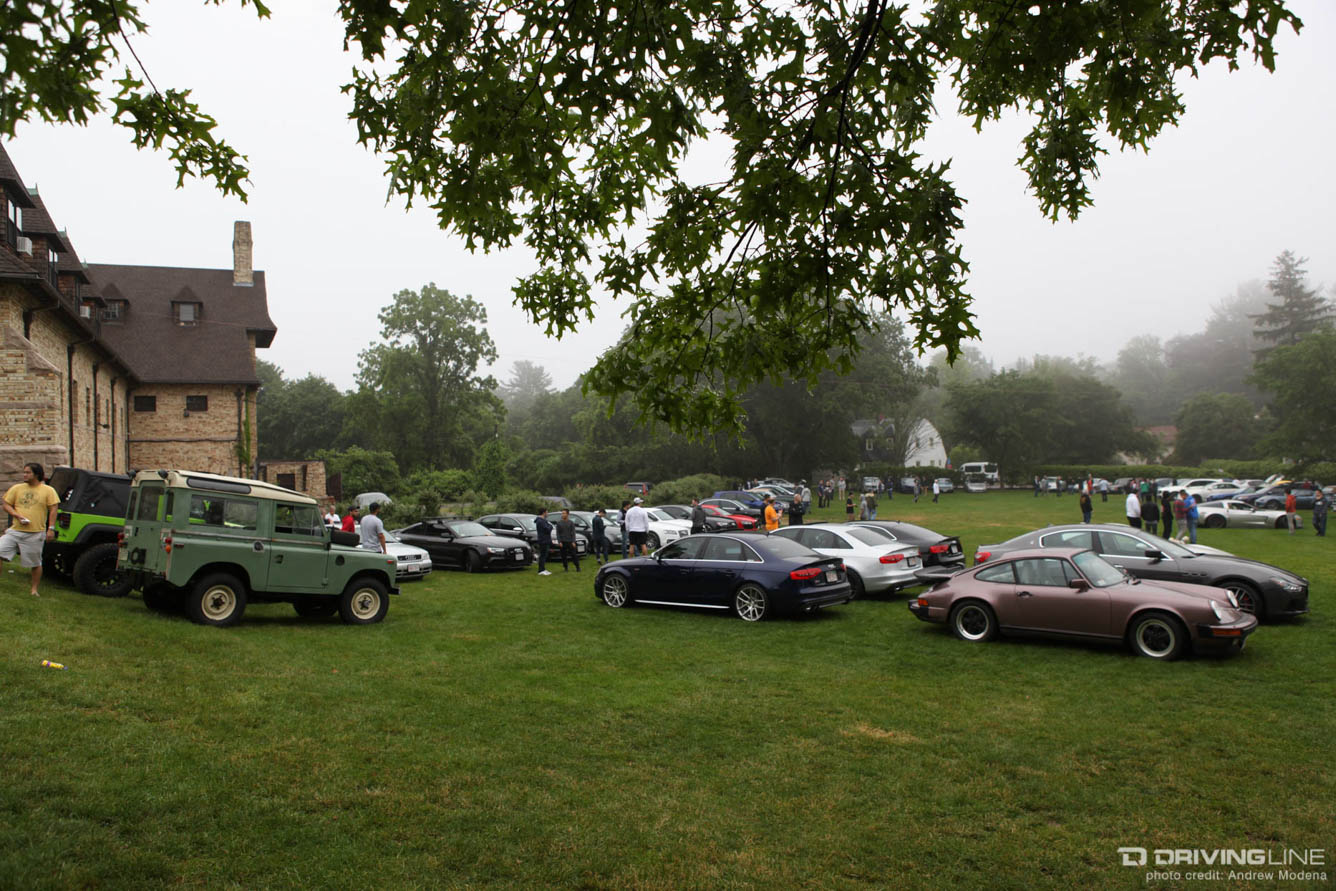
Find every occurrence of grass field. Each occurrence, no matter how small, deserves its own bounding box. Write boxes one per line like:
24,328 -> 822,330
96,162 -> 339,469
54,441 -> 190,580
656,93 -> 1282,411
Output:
1,492 -> 1332,888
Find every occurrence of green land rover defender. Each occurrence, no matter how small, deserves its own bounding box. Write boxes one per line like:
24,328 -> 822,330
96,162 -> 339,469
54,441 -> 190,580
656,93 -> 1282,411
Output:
118,469 -> 399,627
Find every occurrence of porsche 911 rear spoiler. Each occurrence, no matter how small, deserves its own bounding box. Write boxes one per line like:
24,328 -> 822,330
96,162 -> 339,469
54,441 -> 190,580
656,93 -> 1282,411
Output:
914,564 -> 967,587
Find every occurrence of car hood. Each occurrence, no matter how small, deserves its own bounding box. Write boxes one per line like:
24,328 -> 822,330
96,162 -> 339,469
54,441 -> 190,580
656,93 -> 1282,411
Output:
1175,552 -> 1304,584
1136,578 -> 1233,605
385,542 -> 428,559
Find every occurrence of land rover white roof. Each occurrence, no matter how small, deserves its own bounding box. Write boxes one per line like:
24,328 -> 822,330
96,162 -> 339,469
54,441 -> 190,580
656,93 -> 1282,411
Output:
130,470 -> 315,505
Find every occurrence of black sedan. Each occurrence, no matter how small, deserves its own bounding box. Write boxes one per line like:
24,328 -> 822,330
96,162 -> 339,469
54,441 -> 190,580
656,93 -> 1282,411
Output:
651,504 -> 738,532
593,533 -> 853,621
974,523 -> 1309,620
850,521 -> 966,569
476,513 -> 590,557
395,518 -> 534,571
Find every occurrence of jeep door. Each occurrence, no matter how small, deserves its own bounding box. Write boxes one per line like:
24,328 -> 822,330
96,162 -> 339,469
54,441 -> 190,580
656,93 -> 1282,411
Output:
267,503 -> 330,592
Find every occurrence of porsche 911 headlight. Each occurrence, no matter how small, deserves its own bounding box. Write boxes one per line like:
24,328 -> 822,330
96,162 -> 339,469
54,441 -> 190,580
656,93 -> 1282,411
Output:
1211,602 -> 1242,623
1224,590 -> 1239,608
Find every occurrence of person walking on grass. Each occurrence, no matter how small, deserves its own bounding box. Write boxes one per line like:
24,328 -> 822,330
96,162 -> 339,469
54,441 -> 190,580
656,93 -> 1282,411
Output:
619,500 -> 631,559
1160,489 -> 1175,541
1284,487 -> 1298,534
625,497 -> 651,555
846,492 -> 856,523
1099,478 -> 1109,502
554,509 -> 581,572
1125,489 -> 1142,529
1313,491 -> 1328,537
1079,489 -> 1093,524
534,507 -> 554,575
866,490 -> 878,521
763,494 -> 781,532
932,479 -> 940,503
1,462 -> 60,597
1181,490 -> 1199,544
690,498 -> 706,535
591,508 -> 610,564
1140,492 -> 1160,536
788,491 -> 805,526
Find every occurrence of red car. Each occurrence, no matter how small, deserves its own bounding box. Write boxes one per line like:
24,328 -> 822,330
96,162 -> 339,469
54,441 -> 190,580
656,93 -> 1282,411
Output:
701,503 -> 757,530
908,547 -> 1256,660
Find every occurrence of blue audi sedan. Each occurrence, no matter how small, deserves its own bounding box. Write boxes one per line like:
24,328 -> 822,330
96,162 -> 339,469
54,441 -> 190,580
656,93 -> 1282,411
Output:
593,533 -> 853,621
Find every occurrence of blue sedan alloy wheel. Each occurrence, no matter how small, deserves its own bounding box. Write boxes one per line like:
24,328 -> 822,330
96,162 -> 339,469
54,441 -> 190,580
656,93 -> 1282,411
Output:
601,573 -> 631,608
733,583 -> 769,622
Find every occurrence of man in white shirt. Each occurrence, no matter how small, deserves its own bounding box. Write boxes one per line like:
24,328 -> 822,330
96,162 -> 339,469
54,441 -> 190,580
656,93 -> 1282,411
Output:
1125,491 -> 1142,529
360,502 -> 387,552
624,497 -> 650,556
324,506 -> 340,527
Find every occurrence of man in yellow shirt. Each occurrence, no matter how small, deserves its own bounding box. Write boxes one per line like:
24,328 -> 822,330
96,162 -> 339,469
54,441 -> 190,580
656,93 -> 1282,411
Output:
2,462 -> 61,597
763,494 -> 780,532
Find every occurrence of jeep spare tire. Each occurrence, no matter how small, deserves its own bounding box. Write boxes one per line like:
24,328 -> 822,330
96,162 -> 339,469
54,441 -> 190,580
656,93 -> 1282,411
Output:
72,542 -> 132,598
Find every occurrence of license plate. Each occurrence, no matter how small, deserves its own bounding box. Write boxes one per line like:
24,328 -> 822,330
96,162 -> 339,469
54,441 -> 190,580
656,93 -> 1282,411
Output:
512,549 -> 524,559
825,569 -> 838,582
909,557 -> 921,567
950,543 -> 959,553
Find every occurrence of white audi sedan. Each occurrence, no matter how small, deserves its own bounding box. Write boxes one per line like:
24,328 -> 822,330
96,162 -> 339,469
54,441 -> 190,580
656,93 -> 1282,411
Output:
770,523 -> 921,598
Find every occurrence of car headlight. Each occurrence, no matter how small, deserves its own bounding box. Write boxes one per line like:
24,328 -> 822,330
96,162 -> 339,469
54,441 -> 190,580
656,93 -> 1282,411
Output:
1269,577 -> 1302,593
1211,602 -> 1242,623
1224,590 -> 1239,608
488,547 -> 507,554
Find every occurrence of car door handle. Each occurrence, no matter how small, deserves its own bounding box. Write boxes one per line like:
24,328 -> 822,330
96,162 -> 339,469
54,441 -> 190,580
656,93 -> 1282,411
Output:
275,554 -> 284,564
1017,590 -> 1033,597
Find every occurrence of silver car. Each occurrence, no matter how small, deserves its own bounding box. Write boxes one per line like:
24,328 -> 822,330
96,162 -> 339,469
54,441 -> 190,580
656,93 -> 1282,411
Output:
384,531 -> 432,581
771,523 -> 921,598
1197,500 -> 1299,530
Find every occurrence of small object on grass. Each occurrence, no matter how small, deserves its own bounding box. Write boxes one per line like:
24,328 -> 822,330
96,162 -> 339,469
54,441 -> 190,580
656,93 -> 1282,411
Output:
41,660 -> 67,670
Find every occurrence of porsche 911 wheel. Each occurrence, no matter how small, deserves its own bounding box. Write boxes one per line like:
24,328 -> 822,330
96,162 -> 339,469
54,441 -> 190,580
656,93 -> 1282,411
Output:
949,600 -> 997,642
1128,612 -> 1186,660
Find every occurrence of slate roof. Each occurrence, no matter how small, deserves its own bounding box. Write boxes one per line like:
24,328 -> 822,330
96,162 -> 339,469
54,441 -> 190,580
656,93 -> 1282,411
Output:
87,264 -> 276,384
0,147 -> 35,207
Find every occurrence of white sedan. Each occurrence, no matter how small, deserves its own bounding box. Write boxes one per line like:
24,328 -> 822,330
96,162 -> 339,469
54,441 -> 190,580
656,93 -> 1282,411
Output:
770,523 -> 921,598
384,531 -> 432,581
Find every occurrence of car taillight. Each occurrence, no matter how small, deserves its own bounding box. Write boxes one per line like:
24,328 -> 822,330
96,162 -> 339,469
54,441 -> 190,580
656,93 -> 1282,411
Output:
163,535 -> 172,554
117,531 -> 125,546
975,551 -> 990,563
57,511 -> 71,529
929,544 -> 950,554
917,597 -> 929,607
789,567 -> 822,580
879,553 -> 906,564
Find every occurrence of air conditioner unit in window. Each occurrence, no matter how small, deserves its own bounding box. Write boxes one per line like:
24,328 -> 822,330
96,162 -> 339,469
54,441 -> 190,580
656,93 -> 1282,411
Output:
16,236 -> 32,256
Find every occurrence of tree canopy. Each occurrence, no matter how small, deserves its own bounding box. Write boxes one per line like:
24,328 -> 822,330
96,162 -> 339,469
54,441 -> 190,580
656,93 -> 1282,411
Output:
15,0 -> 1304,433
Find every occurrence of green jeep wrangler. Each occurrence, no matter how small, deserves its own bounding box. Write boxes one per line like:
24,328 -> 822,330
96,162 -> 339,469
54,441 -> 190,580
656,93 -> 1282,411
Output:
45,466 -> 134,598
118,469 -> 399,627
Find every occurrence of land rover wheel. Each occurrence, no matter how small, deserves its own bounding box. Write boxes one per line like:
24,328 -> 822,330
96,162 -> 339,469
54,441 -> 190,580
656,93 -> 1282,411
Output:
72,542 -> 132,598
187,573 -> 247,627
293,599 -> 339,619
339,578 -> 389,625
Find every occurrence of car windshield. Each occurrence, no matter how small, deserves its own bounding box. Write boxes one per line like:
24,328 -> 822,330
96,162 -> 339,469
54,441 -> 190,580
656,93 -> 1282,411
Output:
845,527 -> 891,547
1073,551 -> 1126,587
647,509 -> 675,521
1134,531 -> 1196,559
754,535 -> 817,558
447,522 -> 492,537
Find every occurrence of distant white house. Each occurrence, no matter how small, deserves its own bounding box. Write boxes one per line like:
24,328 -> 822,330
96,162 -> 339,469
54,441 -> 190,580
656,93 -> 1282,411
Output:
850,417 -> 949,467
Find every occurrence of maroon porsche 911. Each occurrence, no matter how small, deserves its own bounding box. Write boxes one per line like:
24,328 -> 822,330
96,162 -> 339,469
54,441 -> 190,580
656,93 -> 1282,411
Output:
908,547 -> 1257,660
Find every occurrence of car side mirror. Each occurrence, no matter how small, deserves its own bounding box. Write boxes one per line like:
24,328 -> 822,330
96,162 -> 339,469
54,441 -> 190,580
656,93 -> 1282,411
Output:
1068,578 -> 1089,591
1144,549 -> 1164,561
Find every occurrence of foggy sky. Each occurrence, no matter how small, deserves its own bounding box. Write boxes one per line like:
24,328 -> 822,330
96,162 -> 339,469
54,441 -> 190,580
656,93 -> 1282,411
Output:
8,1 -> 1333,392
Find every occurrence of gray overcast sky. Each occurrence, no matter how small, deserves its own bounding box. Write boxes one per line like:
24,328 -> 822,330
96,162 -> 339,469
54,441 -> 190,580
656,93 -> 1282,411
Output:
9,1 -> 1334,391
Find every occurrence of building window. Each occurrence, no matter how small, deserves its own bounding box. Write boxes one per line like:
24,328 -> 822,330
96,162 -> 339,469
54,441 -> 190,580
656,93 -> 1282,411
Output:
101,301 -> 126,322
133,395 -> 156,412
186,395 -> 209,412
85,387 -> 91,425
277,473 -> 297,490
173,302 -> 201,326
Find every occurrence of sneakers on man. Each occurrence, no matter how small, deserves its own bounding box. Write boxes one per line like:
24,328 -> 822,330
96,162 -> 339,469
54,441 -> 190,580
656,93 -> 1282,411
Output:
538,570 -> 552,576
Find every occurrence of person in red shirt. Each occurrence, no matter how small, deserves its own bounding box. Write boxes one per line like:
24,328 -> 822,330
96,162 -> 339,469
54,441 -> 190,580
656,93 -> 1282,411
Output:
341,505 -> 360,533
1284,488 -> 1298,534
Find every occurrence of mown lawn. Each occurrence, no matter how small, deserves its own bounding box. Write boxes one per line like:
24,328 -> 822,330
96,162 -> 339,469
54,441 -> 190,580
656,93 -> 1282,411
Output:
1,492 -> 1332,888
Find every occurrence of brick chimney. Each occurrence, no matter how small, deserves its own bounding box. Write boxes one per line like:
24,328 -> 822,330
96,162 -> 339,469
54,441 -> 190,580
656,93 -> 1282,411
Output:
232,221 -> 253,287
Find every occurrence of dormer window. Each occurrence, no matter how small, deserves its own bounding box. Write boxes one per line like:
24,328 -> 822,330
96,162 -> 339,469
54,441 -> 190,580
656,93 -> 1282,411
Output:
173,301 -> 202,326
101,300 -> 127,322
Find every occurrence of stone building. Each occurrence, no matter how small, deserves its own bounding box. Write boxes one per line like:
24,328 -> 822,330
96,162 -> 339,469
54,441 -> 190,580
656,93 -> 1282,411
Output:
0,145 -> 276,482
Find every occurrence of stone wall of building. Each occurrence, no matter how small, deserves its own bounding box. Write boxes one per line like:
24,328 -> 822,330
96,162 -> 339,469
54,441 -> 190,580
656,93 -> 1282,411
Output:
258,460 -> 329,504
126,382 -> 259,476
0,283 -> 131,480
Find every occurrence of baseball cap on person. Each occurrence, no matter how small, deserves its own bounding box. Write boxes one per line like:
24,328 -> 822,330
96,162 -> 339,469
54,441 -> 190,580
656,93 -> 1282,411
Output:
633,497 -> 644,504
